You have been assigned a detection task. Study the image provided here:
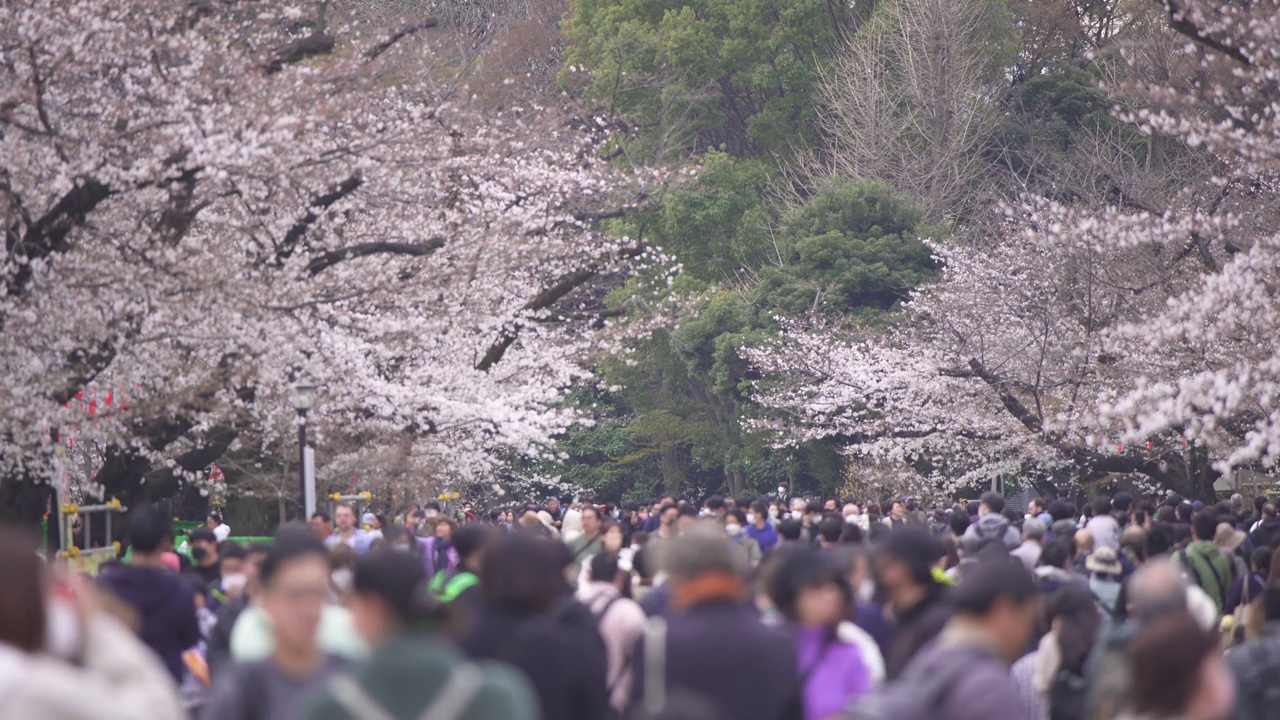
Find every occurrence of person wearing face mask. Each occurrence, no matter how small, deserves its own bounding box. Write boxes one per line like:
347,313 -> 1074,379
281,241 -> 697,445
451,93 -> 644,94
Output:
0,529 -> 186,720
328,544 -> 359,599
843,504 -> 869,532
98,504 -> 201,685
725,509 -> 763,568
746,500 -> 780,554
188,528 -> 222,589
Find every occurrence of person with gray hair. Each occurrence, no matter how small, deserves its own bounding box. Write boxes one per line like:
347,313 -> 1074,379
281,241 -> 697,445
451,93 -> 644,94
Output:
1011,518 -> 1046,571
628,522 -> 802,720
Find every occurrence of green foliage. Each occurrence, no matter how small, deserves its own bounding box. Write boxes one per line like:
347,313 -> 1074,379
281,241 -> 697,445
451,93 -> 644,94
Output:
561,0 -> 858,159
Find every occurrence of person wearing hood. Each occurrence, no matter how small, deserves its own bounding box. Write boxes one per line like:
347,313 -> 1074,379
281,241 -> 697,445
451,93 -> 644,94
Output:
98,504 -> 201,684
960,492 -> 1021,552
0,529 -> 186,720
768,548 -> 877,720
725,509 -> 763,568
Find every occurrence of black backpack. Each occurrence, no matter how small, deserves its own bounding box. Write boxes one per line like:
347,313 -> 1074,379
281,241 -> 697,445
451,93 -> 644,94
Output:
1048,667 -> 1088,720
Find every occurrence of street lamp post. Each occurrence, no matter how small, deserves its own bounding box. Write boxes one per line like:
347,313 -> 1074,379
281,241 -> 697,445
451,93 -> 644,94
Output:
290,378 -> 317,520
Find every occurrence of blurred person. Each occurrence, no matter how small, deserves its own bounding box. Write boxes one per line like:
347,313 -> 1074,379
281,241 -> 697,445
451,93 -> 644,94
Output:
1087,547 -> 1125,624
747,500 -> 780,554
1011,585 -> 1102,720
960,492 -> 1020,551
1175,512 -> 1235,614
326,503 -> 373,555
1226,582 -> 1280,720
1013,518 -> 1047,571
1034,539 -> 1084,595
577,552 -> 646,714
300,550 -> 539,720
98,504 -> 200,684
675,505 -> 698,536
463,533 -> 609,720
1247,503 -> 1279,549
1222,545 -> 1269,643
882,500 -> 908,531
0,529 -> 185,720
207,542 -> 269,679
844,503 -> 870,532
216,542 -> 248,605
704,496 -> 728,521
872,527 -> 952,680
430,524 -> 491,606
847,555 -> 1039,720
203,529 -> 350,719
416,517 -> 459,582
628,522 -> 801,720
207,511 -> 231,543
567,504 -> 605,583
725,508 -> 763,568
1124,611 -> 1234,720
815,516 -> 844,551
561,500 -> 584,543
309,511 -> 332,541
777,518 -> 807,550
188,527 -> 222,588
1120,526 -> 1148,568
1027,498 -> 1053,528
768,549 -> 878,720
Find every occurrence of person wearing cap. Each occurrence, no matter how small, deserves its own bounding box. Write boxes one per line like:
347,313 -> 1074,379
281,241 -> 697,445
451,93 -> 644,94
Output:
189,527 -> 223,588
1174,513 -> 1235,615
1011,518 -> 1046,572
628,522 -> 802,720
1086,546 -> 1124,622
874,527 -> 954,680
299,550 -> 539,720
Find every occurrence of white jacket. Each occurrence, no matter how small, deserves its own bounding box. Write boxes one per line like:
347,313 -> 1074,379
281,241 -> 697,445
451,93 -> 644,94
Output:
0,615 -> 184,720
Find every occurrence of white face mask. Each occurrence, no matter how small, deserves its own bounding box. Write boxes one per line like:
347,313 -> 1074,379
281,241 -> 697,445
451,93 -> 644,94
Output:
424,510 -> 439,519
330,569 -> 354,592
745,513 -> 757,525
45,596 -> 82,660
221,573 -> 247,594
724,523 -> 742,535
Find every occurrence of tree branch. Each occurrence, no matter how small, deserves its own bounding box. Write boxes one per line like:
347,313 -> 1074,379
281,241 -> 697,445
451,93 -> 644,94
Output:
1162,0 -> 1251,65
306,238 -> 445,275
264,32 -> 337,74
274,175 -> 362,264
364,18 -> 439,60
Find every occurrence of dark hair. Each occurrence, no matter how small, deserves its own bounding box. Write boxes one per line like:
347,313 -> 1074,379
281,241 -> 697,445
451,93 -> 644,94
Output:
219,541 -> 246,561
1251,546 -> 1272,575
189,527 -> 217,544
767,549 -> 849,622
1038,538 -> 1074,570
1192,512 -> 1216,541
806,501 -> 822,515
207,511 -> 222,523
1264,503 -> 1277,519
1112,492 -> 1133,513
581,505 -> 602,522
127,503 -> 174,553
1046,585 -> 1102,672
1175,502 -> 1193,522
966,500 -> 980,517
840,522 -> 864,544
949,512 -> 970,536
354,550 -> 428,626
488,509 -> 502,522
0,528 -> 45,652
260,525 -> 329,587
750,500 -> 767,515
778,518 -> 803,541
818,517 -> 843,543
705,495 -> 725,511
1093,496 -> 1113,515
1264,584 -> 1280,622
1129,611 -> 1218,717
952,556 -> 1037,615
726,509 -> 747,525
590,551 -> 620,584
311,511 -> 331,524
423,501 -> 441,512
677,505 -> 698,519
632,547 -> 654,581
1048,501 -> 1075,522
453,524 -> 492,565
979,492 -> 1004,514
481,534 -> 562,615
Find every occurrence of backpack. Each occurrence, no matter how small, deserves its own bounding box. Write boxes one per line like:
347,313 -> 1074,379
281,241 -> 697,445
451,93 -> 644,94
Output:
841,648 -> 973,720
1048,667 -> 1088,720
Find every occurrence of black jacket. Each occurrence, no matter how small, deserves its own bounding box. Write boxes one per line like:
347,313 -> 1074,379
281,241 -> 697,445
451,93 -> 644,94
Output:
1250,518 -> 1280,551
97,563 -> 200,682
884,582 -> 953,681
628,600 -> 802,720
462,606 -> 610,720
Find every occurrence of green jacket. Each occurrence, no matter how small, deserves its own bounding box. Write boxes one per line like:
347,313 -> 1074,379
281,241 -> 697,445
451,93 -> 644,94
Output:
299,634 -> 541,720
1176,541 -> 1234,613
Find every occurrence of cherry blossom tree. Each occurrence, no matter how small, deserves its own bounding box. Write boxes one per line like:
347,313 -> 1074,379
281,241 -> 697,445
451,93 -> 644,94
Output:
0,0 -> 661,519
751,0 -> 1280,498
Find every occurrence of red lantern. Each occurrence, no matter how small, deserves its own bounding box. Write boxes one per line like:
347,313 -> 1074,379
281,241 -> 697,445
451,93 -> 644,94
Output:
1117,444 -> 1123,453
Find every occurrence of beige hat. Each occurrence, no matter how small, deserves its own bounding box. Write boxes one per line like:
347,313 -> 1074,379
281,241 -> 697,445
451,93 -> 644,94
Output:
1085,546 -> 1122,576
1213,522 -> 1246,551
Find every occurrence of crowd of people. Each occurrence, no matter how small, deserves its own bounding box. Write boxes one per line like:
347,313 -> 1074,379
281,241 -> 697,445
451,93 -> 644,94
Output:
1,486 -> 1279,720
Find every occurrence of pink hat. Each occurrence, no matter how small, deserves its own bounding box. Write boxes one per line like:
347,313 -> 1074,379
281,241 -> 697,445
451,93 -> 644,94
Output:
161,551 -> 181,572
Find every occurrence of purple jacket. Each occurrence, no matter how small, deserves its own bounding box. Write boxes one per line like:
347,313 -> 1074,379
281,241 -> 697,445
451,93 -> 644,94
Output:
795,626 -> 873,720
415,535 -> 459,579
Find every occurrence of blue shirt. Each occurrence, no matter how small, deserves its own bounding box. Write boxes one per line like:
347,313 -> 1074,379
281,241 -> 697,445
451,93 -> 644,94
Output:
745,521 -> 779,553
324,529 -> 373,555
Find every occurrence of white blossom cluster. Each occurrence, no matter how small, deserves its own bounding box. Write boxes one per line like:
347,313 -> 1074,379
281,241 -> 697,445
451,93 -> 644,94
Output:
0,0 -> 663,490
